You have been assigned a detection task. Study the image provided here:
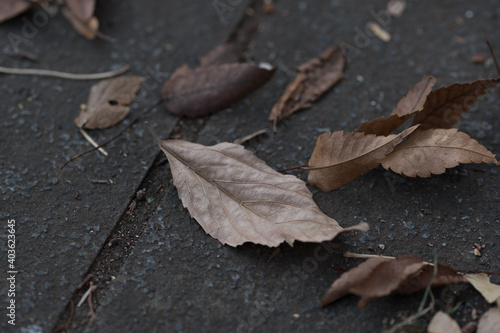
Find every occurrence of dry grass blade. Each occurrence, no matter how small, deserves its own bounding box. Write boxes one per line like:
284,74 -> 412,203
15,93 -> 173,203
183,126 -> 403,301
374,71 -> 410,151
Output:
308,126 -> 418,191
381,128 -> 498,177
412,78 -> 500,130
155,139 -> 368,247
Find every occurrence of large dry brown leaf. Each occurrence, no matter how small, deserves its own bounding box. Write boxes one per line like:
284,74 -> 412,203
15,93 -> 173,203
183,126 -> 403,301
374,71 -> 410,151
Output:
155,139 -> 368,247
268,45 -> 345,130
320,255 -> 467,308
74,76 -> 145,129
381,128 -> 498,177
162,62 -> 275,117
356,76 -> 436,136
0,0 -> 39,23
308,126 -> 417,191
412,78 -> 500,130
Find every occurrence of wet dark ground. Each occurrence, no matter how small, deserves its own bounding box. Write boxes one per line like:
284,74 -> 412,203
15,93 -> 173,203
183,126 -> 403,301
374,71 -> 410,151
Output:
1,1 -> 499,332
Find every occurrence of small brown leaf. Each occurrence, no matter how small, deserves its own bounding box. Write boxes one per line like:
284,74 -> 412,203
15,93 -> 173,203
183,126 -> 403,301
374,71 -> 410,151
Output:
66,0 -> 95,22
62,7 -> 99,40
412,78 -> 500,130
381,128 -> 498,177
162,62 -> 275,118
427,311 -> 462,333
356,75 -> 436,136
74,76 -> 145,129
0,0 -> 39,23
320,255 -> 467,308
477,307 -> 500,333
198,43 -> 246,67
269,45 -> 345,129
155,139 -> 368,247
308,126 -> 417,191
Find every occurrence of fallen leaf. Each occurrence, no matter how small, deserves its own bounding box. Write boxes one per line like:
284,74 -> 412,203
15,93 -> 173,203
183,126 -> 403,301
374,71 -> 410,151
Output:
74,76 -> 145,129
66,0 -> 95,22
381,128 -> 498,177
464,273 -> 500,303
269,44 -> 345,130
155,139 -> 368,247
320,255 -> 467,308
412,78 -> 500,130
477,307 -> 500,333
308,126 -> 417,191
198,42 -> 246,67
427,311 -> 461,333
0,0 -> 39,23
356,75 -> 436,136
62,7 -> 99,40
162,62 -> 275,117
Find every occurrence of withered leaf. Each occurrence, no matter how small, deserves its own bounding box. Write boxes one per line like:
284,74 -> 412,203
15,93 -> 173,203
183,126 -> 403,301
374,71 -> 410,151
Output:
62,7 -> 99,40
477,306 -> 500,333
155,139 -> 368,247
162,62 -> 275,117
427,311 -> 462,333
381,128 -> 498,177
0,0 -> 39,23
66,0 -> 95,22
198,42 -> 246,67
308,126 -> 417,191
464,273 -> 500,303
412,78 -> 500,130
321,255 -> 467,308
269,45 -> 345,130
356,75 -> 436,136
74,76 -> 145,129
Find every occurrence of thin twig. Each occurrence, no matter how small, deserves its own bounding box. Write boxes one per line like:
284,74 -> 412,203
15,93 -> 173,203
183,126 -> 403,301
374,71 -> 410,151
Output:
276,163 -> 309,172
59,99 -> 163,170
344,253 -> 434,266
486,40 -> 500,75
77,284 -> 97,308
88,282 -> 96,316
234,129 -> 267,144
52,300 -> 75,333
79,128 -> 108,156
0,64 -> 129,80
77,274 -> 93,290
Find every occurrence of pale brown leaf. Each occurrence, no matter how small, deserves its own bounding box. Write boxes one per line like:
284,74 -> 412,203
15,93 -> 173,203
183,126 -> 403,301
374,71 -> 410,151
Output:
62,7 -> 99,40
465,273 -> 500,303
155,139 -> 368,247
320,255 -> 467,308
381,128 -> 498,177
162,62 -> 275,117
477,307 -> 500,333
412,78 -> 500,130
308,126 -> 418,191
356,75 -> 436,136
66,0 -> 95,22
74,76 -> 145,129
269,45 -> 345,130
427,311 -> 461,333
0,0 -> 39,23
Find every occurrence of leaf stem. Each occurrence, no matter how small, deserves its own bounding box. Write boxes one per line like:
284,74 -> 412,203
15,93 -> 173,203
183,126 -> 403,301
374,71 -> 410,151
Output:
486,40 -> 500,76
276,163 -> 309,172
0,64 -> 129,80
